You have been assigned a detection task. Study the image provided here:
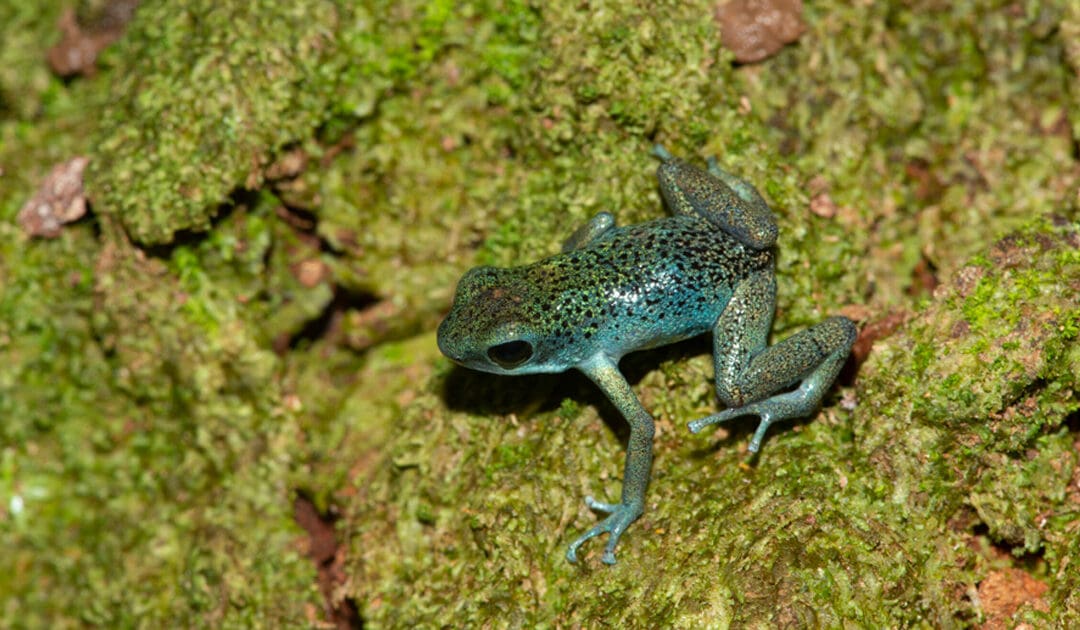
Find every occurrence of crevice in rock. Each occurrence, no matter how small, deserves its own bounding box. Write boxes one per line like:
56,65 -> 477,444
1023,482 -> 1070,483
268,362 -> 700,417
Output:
293,493 -> 363,630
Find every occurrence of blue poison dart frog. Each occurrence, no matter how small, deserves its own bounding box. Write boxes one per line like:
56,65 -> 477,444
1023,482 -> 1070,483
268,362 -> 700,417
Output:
438,146 -> 857,565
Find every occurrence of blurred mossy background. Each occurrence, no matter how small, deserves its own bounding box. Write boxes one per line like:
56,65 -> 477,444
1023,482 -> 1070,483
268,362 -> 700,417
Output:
0,0 -> 1077,626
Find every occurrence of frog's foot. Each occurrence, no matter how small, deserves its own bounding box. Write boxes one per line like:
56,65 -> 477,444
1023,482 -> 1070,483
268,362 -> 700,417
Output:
565,496 -> 643,565
688,387 -> 823,453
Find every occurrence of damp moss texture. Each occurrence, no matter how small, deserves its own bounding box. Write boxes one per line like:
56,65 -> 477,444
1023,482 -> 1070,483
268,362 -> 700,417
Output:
0,0 -> 1077,626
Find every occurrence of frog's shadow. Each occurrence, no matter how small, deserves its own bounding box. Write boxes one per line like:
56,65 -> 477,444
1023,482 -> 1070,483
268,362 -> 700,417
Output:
439,335 -> 766,455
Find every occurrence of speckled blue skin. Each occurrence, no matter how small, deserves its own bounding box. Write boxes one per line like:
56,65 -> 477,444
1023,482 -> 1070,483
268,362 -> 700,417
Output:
438,146 -> 857,565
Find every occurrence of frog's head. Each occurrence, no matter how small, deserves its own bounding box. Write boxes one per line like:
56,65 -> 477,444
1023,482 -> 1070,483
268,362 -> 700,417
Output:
438,266 -> 559,375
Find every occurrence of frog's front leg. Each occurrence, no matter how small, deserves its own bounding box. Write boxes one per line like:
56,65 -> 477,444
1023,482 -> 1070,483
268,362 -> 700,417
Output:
562,211 -> 616,253
566,356 -> 655,565
652,145 -> 777,250
691,269 -> 856,452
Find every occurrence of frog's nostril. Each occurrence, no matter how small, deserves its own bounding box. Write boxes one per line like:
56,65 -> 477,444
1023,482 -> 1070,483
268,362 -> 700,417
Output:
487,340 -> 533,368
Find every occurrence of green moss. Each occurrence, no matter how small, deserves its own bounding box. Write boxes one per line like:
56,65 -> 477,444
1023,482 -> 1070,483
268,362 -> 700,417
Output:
0,1 -> 66,118
751,0 -> 1075,310
0,15 -> 330,617
0,217 -> 323,625
336,0 -> 1079,624
856,221 -> 1078,612
2,0 -> 1078,626
86,0 -> 352,245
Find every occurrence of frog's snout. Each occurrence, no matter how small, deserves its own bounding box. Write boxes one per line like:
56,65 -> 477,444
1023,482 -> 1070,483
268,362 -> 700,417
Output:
436,314 -> 462,364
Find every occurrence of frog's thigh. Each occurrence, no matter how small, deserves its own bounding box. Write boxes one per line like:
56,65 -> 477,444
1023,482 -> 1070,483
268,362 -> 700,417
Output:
733,315 -> 855,407
712,269 -> 776,408
655,155 -> 777,250
714,269 -> 855,407
706,157 -> 771,213
562,211 -> 616,252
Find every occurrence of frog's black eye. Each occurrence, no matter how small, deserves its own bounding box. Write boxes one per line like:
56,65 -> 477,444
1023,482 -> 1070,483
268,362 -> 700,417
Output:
487,340 -> 533,369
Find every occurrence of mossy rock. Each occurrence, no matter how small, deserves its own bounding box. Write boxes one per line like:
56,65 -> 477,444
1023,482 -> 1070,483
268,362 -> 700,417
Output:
0,0 -> 1077,626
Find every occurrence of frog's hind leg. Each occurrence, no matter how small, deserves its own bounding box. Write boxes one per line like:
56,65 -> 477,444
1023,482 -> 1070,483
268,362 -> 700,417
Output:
705,156 -> 771,217
691,269 -> 856,453
562,211 -> 616,252
651,145 -> 777,251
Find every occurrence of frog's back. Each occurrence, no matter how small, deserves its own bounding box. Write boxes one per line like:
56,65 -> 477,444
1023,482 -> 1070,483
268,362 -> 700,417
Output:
526,214 -> 773,359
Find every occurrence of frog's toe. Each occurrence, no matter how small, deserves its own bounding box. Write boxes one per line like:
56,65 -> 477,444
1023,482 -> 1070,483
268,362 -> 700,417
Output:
651,144 -> 674,161
565,501 -> 643,565
566,520 -> 610,564
688,407 -> 745,433
688,402 -> 777,453
583,495 -> 620,513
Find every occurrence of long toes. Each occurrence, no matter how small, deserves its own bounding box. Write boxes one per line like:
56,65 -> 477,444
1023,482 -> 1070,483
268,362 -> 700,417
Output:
584,496 -> 618,513
748,415 -> 774,453
688,408 -> 746,433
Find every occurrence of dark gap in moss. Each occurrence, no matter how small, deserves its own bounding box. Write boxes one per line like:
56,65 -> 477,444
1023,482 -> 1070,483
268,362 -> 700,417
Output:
53,199 -> 103,240
948,506 -> 981,533
86,203 -> 103,240
273,199 -> 361,260
55,73 -> 81,89
293,493 -> 363,630
1001,377 -> 1051,439
275,203 -> 320,234
847,311 -> 908,379
1064,408 -> 1080,434
137,226 -> 206,257
838,350 -> 860,387
137,190 -> 259,257
906,254 -> 939,297
1012,548 -> 1048,574
314,116 -> 363,162
973,520 -> 1048,572
281,285 -> 379,354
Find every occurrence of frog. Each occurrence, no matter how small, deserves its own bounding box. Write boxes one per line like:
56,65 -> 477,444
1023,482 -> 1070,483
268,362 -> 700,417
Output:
437,146 -> 857,565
